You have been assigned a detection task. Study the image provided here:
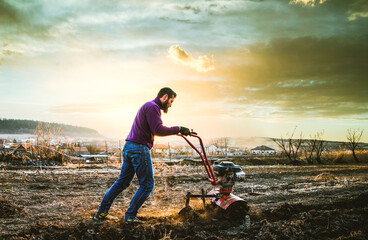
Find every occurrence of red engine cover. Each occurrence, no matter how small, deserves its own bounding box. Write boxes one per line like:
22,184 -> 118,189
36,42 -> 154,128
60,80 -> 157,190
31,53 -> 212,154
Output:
207,189 -> 246,210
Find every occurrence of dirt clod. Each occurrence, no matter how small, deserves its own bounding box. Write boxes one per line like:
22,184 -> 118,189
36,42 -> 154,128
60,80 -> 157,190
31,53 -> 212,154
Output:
314,172 -> 337,182
178,206 -> 200,222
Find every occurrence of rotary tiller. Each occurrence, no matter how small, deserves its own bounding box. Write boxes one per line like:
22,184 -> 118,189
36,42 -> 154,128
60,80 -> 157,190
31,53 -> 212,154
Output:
178,133 -> 249,221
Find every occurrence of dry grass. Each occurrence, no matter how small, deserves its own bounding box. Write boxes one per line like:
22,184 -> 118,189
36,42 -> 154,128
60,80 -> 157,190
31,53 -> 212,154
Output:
322,150 -> 368,163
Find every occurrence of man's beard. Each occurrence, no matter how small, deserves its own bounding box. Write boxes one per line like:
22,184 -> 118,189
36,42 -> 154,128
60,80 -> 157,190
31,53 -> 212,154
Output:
162,99 -> 169,113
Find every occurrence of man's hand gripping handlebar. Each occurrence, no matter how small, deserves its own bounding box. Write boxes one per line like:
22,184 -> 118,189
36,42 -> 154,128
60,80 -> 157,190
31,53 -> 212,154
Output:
179,127 -> 197,136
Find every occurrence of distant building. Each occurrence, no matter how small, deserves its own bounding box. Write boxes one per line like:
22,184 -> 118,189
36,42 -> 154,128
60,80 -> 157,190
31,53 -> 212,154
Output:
72,146 -> 90,156
229,147 -> 247,156
206,145 -> 221,155
205,145 -> 233,156
153,143 -> 178,155
59,144 -> 71,154
97,146 -> 107,153
23,143 -> 31,149
180,146 -> 196,155
13,144 -> 27,155
153,143 -> 169,153
3,145 -> 12,153
250,145 -> 275,155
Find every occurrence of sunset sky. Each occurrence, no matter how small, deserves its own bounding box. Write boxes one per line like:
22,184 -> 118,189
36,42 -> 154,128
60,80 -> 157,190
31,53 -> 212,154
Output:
0,0 -> 367,142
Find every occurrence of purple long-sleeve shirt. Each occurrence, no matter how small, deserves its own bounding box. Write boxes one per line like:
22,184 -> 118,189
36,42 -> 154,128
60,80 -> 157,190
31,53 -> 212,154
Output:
126,97 -> 180,149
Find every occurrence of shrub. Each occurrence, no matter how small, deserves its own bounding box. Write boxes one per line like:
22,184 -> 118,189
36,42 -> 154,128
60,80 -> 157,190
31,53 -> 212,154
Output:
322,150 -> 368,164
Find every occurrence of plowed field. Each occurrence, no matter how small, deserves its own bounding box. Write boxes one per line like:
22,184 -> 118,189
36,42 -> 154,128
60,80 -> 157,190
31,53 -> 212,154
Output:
1,163 -> 367,239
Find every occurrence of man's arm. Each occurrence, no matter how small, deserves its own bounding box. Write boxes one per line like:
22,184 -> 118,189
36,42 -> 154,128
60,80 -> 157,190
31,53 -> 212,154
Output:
146,105 -> 179,136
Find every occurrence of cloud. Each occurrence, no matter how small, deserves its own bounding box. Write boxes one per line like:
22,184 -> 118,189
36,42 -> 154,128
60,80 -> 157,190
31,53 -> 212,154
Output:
49,103 -> 114,114
289,0 -> 328,7
159,17 -> 202,24
168,45 -> 215,72
289,0 -> 368,22
348,11 -> 368,21
0,0 -> 22,23
174,5 -> 201,14
0,0 -> 55,34
0,47 -> 21,66
192,36 -> 368,119
348,0 -> 368,21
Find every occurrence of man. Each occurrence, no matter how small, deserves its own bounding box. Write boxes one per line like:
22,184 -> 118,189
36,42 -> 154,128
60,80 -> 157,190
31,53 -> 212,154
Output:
93,87 -> 191,223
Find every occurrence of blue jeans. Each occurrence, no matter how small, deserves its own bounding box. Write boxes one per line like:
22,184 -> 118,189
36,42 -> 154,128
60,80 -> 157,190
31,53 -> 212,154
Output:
97,141 -> 154,219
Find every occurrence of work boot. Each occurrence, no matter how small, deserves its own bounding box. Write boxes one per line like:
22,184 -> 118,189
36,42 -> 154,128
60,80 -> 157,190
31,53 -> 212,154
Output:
93,212 -> 118,221
124,217 -> 144,224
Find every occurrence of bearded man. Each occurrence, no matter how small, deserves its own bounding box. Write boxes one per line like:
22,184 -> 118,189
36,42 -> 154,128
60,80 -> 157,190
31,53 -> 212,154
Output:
93,87 -> 191,223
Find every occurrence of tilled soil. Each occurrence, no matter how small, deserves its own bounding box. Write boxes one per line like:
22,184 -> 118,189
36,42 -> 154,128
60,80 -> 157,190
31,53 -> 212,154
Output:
0,164 -> 367,240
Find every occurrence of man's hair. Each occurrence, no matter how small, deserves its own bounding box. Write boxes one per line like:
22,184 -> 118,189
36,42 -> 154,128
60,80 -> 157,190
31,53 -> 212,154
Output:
157,87 -> 177,99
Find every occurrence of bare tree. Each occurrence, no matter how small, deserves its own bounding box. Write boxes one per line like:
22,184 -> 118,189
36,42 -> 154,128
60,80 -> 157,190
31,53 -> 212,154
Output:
211,137 -> 230,156
33,122 -> 64,163
272,127 -> 304,163
315,135 -> 326,164
302,139 -> 316,164
346,128 -> 364,162
302,131 -> 326,164
86,143 -> 98,155
105,140 -> 109,169
34,122 -> 45,160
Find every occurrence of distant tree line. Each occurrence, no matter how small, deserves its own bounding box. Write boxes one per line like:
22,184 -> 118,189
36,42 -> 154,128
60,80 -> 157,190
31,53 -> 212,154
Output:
272,127 -> 365,164
0,118 -> 101,137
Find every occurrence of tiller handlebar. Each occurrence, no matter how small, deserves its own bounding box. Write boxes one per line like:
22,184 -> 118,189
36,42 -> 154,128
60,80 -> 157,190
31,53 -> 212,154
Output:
179,133 -> 218,185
